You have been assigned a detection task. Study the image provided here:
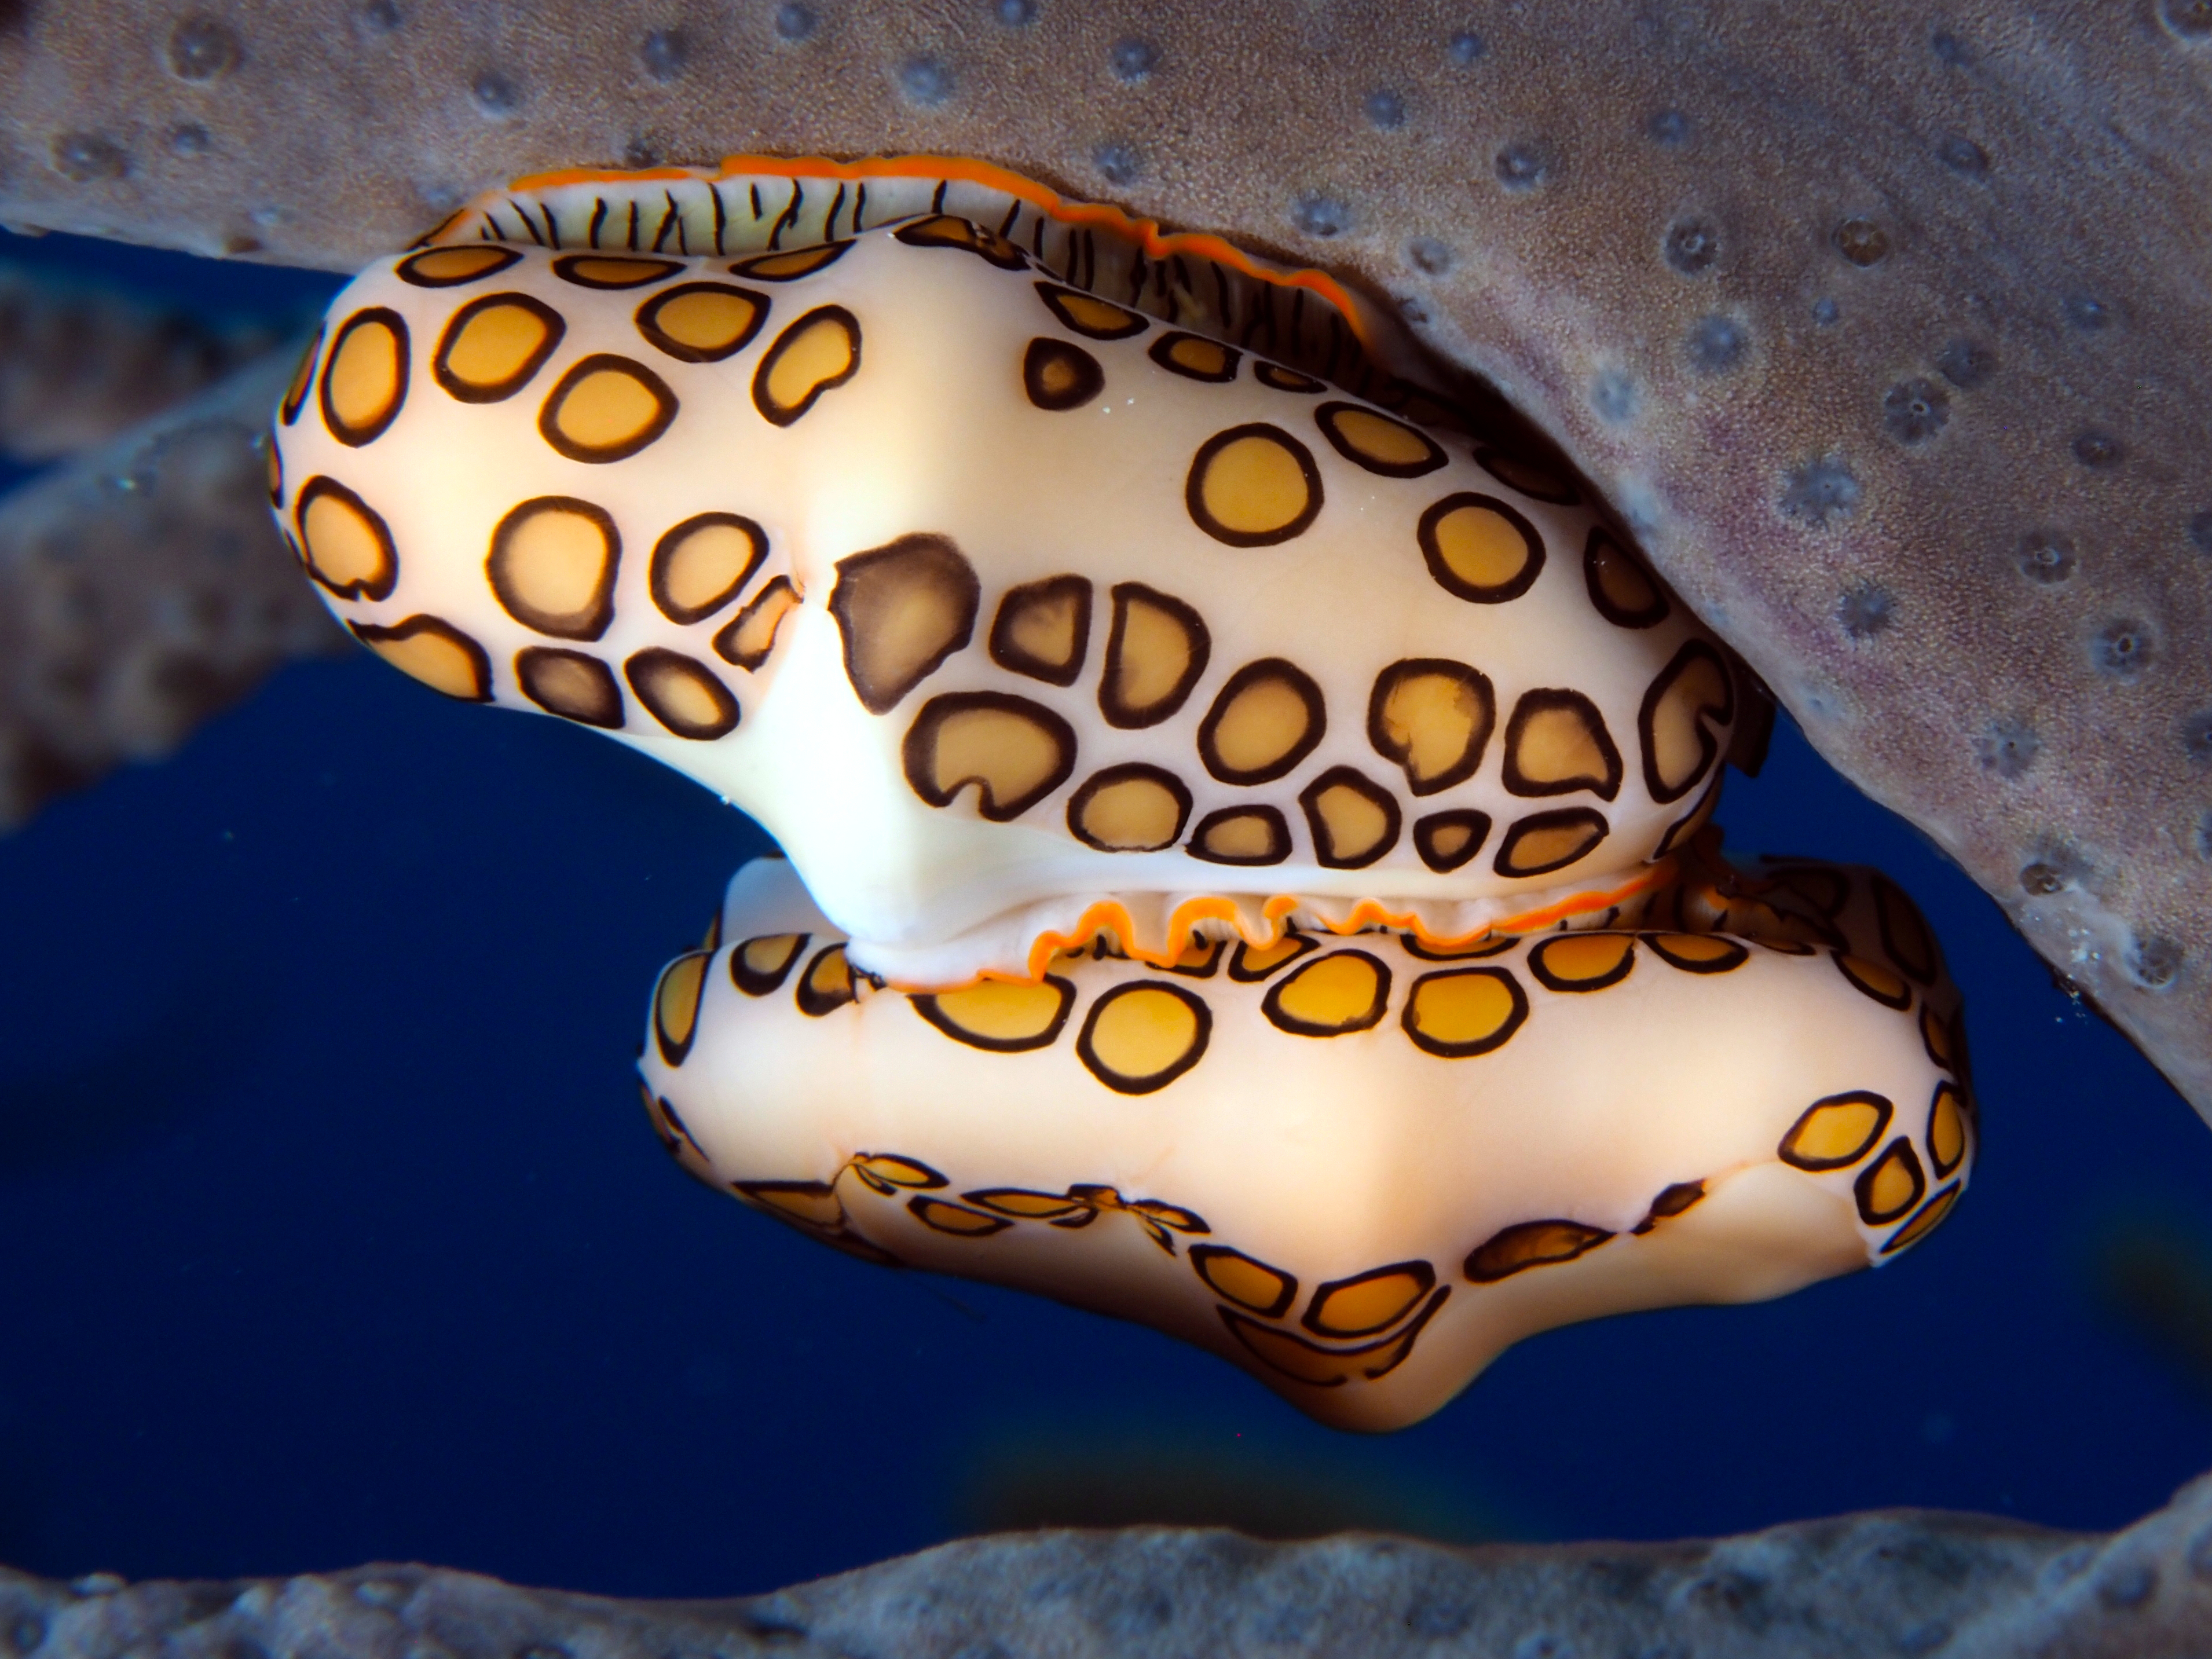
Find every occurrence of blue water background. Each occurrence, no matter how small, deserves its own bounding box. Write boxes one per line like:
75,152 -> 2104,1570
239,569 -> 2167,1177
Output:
2,231 -> 2207,1596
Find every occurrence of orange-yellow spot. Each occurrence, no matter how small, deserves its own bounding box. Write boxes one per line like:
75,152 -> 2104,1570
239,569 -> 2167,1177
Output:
298,488 -> 390,595
360,624 -> 484,701
1928,1083 -> 1967,1175
654,952 -> 707,1054
1647,650 -> 1733,796
547,361 -> 670,456
657,519 -> 760,621
1307,1269 -> 1429,1336
920,979 -> 1069,1048
1779,1093 -> 1888,1170
647,287 -> 764,356
1327,406 -> 1435,470
442,300 -> 555,392
1530,933 -> 1634,989
1426,501 -> 1533,592
1073,772 -> 1183,851
1081,984 -> 1206,1090
325,314 -> 405,440
758,308 -> 859,423
1191,429 -> 1317,542
717,577 -> 801,672
1266,951 -> 1386,1034
1196,812 -> 1277,861
1884,1185 -> 1960,1254
1193,1249 -> 1294,1314
493,503 -> 614,635
405,246 -> 514,284
1402,968 -> 1524,1057
1649,932 -> 1739,966
1588,534 -> 1663,619
1838,953 -> 1911,1007
1052,290 -> 1144,335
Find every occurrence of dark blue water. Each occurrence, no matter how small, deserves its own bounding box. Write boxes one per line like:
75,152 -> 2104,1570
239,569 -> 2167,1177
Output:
2,232 -> 2207,1598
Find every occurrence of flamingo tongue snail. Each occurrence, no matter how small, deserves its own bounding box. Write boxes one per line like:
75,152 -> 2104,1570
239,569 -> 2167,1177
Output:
268,156 -> 1971,1430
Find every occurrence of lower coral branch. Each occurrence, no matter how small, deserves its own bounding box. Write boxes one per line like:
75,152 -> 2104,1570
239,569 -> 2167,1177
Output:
11,1474 -> 2212,1658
